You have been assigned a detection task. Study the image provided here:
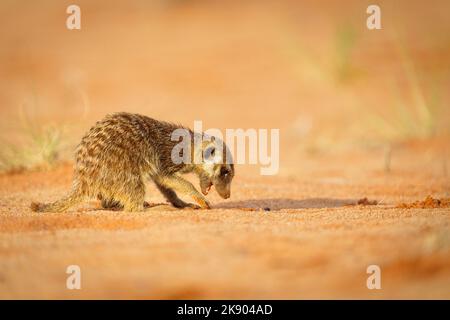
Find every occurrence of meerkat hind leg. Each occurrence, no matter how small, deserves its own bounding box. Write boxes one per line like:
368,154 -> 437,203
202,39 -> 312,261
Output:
101,198 -> 124,210
119,194 -> 145,212
114,178 -> 146,212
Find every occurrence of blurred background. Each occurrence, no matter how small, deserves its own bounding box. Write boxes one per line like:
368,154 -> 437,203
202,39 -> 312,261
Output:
1,0 -> 450,300
0,0 -> 449,179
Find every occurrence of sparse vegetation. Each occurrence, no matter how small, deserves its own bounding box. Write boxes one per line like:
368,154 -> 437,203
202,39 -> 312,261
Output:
367,82 -> 440,144
333,24 -> 358,82
369,36 -> 445,141
0,112 -> 67,172
363,40 -> 446,172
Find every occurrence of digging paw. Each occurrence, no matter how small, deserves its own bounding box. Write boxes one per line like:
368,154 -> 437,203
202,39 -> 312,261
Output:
193,196 -> 211,210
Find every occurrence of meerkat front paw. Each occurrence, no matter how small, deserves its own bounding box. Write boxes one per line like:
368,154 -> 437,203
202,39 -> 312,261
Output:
164,198 -> 201,210
192,196 -> 211,209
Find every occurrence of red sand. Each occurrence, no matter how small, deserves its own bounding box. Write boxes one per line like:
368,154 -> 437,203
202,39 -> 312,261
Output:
0,1 -> 449,299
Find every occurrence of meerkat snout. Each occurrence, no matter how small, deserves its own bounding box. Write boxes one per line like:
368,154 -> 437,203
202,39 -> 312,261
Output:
198,141 -> 234,199
210,164 -> 234,199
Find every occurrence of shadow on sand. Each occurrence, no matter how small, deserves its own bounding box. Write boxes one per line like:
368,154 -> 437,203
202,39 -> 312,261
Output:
90,198 -> 368,212
215,198 -> 360,210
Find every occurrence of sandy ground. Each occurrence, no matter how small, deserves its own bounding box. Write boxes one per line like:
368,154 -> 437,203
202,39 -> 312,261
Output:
0,1 -> 450,299
0,151 -> 449,299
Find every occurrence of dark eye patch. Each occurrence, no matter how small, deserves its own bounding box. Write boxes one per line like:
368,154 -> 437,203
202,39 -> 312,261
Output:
204,146 -> 215,160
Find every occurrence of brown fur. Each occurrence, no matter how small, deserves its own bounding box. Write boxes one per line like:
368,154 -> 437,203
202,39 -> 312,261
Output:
31,112 -> 234,212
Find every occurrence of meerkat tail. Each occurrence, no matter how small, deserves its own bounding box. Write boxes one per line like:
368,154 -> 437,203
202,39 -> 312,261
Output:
31,189 -> 83,213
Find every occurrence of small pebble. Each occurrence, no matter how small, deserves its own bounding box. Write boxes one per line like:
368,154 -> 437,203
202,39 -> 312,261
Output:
263,207 -> 271,211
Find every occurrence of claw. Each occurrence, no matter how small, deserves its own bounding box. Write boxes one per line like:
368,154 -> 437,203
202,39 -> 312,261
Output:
193,196 -> 211,209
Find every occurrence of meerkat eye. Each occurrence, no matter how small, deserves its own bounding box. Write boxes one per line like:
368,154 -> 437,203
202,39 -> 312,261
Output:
220,167 -> 229,176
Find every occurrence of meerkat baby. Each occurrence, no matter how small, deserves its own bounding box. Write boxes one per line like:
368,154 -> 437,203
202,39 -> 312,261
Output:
31,112 -> 234,212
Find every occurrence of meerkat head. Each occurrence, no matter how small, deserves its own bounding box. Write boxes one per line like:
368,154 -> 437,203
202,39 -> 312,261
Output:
196,136 -> 235,199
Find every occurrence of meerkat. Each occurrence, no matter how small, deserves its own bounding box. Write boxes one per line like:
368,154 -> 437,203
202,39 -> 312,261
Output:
31,112 -> 234,212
